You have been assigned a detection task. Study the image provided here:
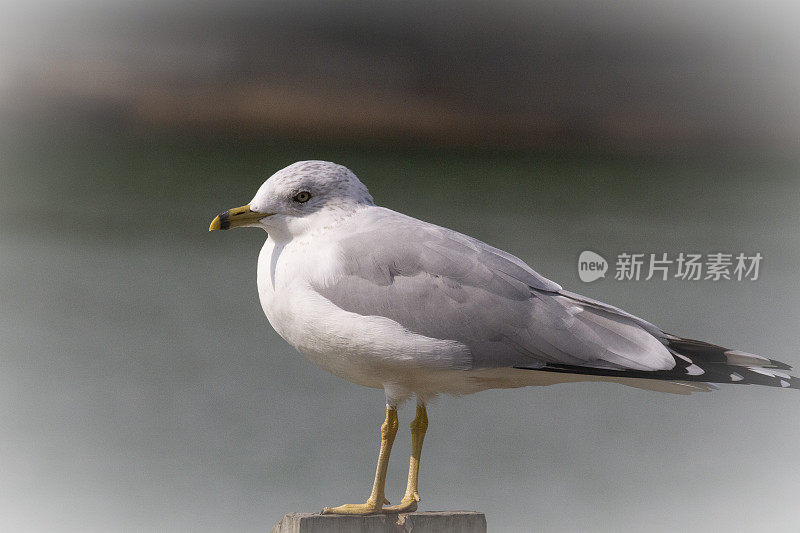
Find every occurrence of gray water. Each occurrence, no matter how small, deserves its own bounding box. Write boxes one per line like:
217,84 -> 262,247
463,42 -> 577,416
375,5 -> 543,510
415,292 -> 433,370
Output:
2,127 -> 799,532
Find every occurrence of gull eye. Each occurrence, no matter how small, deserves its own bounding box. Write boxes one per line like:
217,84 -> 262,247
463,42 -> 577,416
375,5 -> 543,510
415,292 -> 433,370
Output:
293,191 -> 311,203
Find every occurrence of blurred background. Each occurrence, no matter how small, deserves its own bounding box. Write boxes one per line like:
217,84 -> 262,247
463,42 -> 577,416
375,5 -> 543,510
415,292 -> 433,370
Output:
1,1 -> 799,531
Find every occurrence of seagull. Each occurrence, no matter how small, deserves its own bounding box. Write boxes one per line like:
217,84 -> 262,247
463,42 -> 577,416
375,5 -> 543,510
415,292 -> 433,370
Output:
209,160 -> 796,515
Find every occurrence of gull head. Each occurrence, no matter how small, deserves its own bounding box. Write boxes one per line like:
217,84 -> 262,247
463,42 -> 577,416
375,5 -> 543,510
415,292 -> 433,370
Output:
209,161 -> 374,239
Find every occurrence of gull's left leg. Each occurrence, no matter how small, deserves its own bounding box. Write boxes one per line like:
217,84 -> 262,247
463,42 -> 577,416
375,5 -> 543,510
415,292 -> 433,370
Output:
322,405 -> 398,515
384,403 -> 428,513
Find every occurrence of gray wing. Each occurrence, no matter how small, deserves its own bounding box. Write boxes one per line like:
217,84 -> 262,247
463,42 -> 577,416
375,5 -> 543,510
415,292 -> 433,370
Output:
315,207 -> 676,372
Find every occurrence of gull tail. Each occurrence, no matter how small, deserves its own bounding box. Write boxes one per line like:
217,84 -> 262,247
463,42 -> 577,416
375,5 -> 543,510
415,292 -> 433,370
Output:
516,335 -> 798,391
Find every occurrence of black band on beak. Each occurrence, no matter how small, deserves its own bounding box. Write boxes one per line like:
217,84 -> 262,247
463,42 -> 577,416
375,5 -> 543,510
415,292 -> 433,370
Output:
216,210 -> 232,230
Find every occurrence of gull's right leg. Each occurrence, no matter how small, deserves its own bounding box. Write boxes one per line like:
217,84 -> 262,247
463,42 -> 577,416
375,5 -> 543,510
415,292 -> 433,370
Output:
322,405 -> 398,515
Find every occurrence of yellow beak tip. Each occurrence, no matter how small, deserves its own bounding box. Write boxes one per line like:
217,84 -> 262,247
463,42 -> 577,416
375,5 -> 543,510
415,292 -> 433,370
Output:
209,217 -> 222,231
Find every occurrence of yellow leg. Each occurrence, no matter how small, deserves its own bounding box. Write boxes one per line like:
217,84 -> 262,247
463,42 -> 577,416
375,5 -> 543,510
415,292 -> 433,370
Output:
322,405 -> 399,515
385,403 -> 428,513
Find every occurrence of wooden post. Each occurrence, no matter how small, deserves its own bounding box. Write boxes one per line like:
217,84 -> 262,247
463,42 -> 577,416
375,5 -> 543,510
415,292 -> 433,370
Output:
270,511 -> 487,533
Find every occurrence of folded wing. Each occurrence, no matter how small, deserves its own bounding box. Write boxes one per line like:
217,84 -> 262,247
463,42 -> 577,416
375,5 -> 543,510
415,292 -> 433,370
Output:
314,207 -> 795,388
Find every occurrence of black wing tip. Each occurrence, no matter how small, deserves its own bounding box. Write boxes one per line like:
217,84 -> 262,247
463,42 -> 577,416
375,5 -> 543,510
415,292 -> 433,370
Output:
767,359 -> 793,371
513,364 -> 800,390
665,336 -> 794,372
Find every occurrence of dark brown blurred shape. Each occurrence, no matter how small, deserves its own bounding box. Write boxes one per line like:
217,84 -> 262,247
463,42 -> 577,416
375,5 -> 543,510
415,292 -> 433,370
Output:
3,0 -> 799,153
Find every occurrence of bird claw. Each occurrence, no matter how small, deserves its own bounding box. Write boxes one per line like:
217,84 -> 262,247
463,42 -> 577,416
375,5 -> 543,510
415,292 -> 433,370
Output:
383,496 -> 419,514
321,500 -> 384,515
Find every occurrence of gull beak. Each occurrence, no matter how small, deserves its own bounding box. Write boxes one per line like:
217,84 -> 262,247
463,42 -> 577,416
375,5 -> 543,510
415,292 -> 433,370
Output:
209,204 -> 269,231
